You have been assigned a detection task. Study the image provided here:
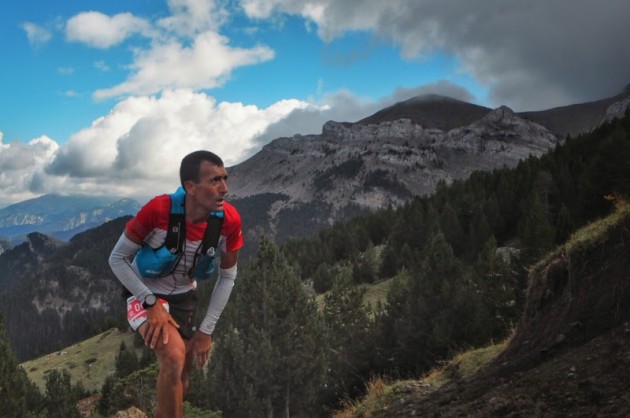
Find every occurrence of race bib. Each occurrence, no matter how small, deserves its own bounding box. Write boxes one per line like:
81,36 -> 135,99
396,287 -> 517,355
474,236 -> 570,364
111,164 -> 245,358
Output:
126,296 -> 169,331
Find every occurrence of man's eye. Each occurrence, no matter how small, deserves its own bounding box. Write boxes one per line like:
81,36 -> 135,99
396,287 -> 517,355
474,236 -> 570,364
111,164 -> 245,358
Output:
210,176 -> 227,184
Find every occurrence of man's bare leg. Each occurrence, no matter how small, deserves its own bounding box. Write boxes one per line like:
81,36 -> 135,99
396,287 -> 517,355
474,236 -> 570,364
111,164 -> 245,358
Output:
182,341 -> 196,395
142,323 -> 187,418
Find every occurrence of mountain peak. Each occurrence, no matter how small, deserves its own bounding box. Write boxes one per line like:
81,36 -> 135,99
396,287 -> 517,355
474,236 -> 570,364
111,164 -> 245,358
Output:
26,232 -> 63,254
357,94 -> 491,131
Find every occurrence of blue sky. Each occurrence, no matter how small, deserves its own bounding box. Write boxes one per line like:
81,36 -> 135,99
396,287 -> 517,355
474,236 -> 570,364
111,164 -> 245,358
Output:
1,0 -> 629,207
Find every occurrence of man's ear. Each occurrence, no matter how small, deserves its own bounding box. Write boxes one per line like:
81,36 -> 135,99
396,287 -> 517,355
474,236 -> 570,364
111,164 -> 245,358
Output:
183,180 -> 195,194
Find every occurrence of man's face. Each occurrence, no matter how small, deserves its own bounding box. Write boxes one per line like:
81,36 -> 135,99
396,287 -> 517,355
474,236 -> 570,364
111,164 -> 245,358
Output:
187,161 -> 228,212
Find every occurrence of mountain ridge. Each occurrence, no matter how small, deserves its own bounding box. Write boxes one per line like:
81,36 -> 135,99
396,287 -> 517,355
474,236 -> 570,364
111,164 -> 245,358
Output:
0,217 -> 130,360
226,85 -> 629,245
3,86 -> 629,248
0,194 -> 140,246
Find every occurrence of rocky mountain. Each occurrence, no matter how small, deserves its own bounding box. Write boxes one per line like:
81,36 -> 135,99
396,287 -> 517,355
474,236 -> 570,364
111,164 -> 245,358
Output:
0,217 -> 130,360
520,84 -> 630,139
228,87 -> 630,244
0,194 -> 140,246
0,232 -> 64,294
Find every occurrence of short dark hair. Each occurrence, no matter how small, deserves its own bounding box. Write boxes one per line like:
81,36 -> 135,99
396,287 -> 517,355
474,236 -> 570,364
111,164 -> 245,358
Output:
180,150 -> 224,187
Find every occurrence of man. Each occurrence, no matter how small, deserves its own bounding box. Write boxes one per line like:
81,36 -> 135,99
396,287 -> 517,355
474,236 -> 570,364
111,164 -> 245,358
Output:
109,150 -> 243,418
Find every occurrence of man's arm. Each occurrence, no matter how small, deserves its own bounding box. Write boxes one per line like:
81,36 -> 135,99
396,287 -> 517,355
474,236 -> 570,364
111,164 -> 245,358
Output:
200,249 -> 239,335
108,230 -> 153,302
108,229 -> 178,348
188,249 -> 239,368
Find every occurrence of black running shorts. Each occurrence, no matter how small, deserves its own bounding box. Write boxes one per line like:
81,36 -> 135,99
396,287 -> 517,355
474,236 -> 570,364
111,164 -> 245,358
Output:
156,290 -> 199,340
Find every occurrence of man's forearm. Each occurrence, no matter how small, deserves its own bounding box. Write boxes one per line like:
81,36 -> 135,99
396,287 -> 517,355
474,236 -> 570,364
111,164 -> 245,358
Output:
199,264 -> 237,335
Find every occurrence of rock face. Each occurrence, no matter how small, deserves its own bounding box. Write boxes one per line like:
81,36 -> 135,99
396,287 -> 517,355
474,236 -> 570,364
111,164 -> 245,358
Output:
231,105 -> 560,207
603,95 -> 630,122
228,104 -> 560,242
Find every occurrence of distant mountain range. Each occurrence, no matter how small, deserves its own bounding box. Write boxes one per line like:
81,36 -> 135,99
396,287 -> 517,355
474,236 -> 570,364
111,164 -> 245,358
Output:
0,194 -> 140,246
228,85 -> 630,244
0,218 -> 130,360
2,85 -> 629,251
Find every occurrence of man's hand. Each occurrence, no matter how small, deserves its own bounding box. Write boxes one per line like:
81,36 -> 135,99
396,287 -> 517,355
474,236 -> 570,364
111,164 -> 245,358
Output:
187,331 -> 213,369
141,302 -> 179,349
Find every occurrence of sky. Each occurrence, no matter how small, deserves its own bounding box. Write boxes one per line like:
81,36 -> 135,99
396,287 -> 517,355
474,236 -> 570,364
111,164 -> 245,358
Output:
1,0 -> 629,208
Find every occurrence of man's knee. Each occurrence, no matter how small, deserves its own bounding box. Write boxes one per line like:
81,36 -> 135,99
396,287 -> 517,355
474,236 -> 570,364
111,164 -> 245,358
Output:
156,330 -> 187,378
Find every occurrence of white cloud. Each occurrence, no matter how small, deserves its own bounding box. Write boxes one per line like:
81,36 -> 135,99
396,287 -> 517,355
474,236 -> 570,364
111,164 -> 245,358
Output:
158,0 -> 227,36
30,90 -> 311,202
65,11 -> 152,48
0,80 -> 471,207
240,0 -> 630,110
93,31 -> 274,99
0,133 -> 59,206
63,3 -> 274,101
22,22 -> 52,46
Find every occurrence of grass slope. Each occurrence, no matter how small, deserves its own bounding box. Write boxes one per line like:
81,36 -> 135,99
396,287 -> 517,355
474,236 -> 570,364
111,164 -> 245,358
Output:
20,327 -> 137,392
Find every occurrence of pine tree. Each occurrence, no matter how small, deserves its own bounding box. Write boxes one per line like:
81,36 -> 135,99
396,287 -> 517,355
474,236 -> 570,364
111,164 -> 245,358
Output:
385,233 -> 488,375
351,241 -> 379,284
115,340 -> 139,378
438,202 -> 465,256
554,203 -> 574,244
321,271 -> 376,409
471,237 -> 518,338
0,313 -> 42,418
520,193 -> 556,264
43,369 -> 81,418
207,236 -> 328,417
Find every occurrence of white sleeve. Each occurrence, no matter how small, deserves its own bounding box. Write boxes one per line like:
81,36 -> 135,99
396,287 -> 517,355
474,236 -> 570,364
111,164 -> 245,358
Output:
108,233 -> 153,303
199,264 -> 237,335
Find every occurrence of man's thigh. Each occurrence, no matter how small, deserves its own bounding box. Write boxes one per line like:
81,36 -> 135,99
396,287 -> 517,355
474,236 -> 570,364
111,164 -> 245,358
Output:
138,322 -> 186,359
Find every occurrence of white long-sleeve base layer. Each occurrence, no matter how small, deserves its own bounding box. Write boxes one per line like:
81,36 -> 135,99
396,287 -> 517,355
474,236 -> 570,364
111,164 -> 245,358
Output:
108,233 -> 236,336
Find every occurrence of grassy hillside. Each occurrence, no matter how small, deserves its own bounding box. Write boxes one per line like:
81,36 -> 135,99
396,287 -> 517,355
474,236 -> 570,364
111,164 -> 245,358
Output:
20,327 -> 137,392
360,278 -> 392,309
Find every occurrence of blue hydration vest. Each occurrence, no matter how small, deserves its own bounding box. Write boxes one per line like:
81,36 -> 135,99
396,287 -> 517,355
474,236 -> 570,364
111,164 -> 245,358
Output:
135,187 -> 224,280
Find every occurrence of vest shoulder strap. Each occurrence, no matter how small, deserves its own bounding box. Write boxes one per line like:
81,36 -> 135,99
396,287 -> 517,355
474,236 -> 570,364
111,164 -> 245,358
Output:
202,211 -> 224,256
164,187 -> 186,253
164,187 -> 224,255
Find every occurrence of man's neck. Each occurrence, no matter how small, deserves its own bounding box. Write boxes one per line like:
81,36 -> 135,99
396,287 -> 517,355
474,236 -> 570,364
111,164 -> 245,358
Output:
185,196 -> 209,224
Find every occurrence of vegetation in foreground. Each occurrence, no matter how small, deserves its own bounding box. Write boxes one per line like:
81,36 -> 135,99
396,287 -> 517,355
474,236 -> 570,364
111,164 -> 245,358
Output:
334,340 -> 508,417
337,200 -> 630,417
